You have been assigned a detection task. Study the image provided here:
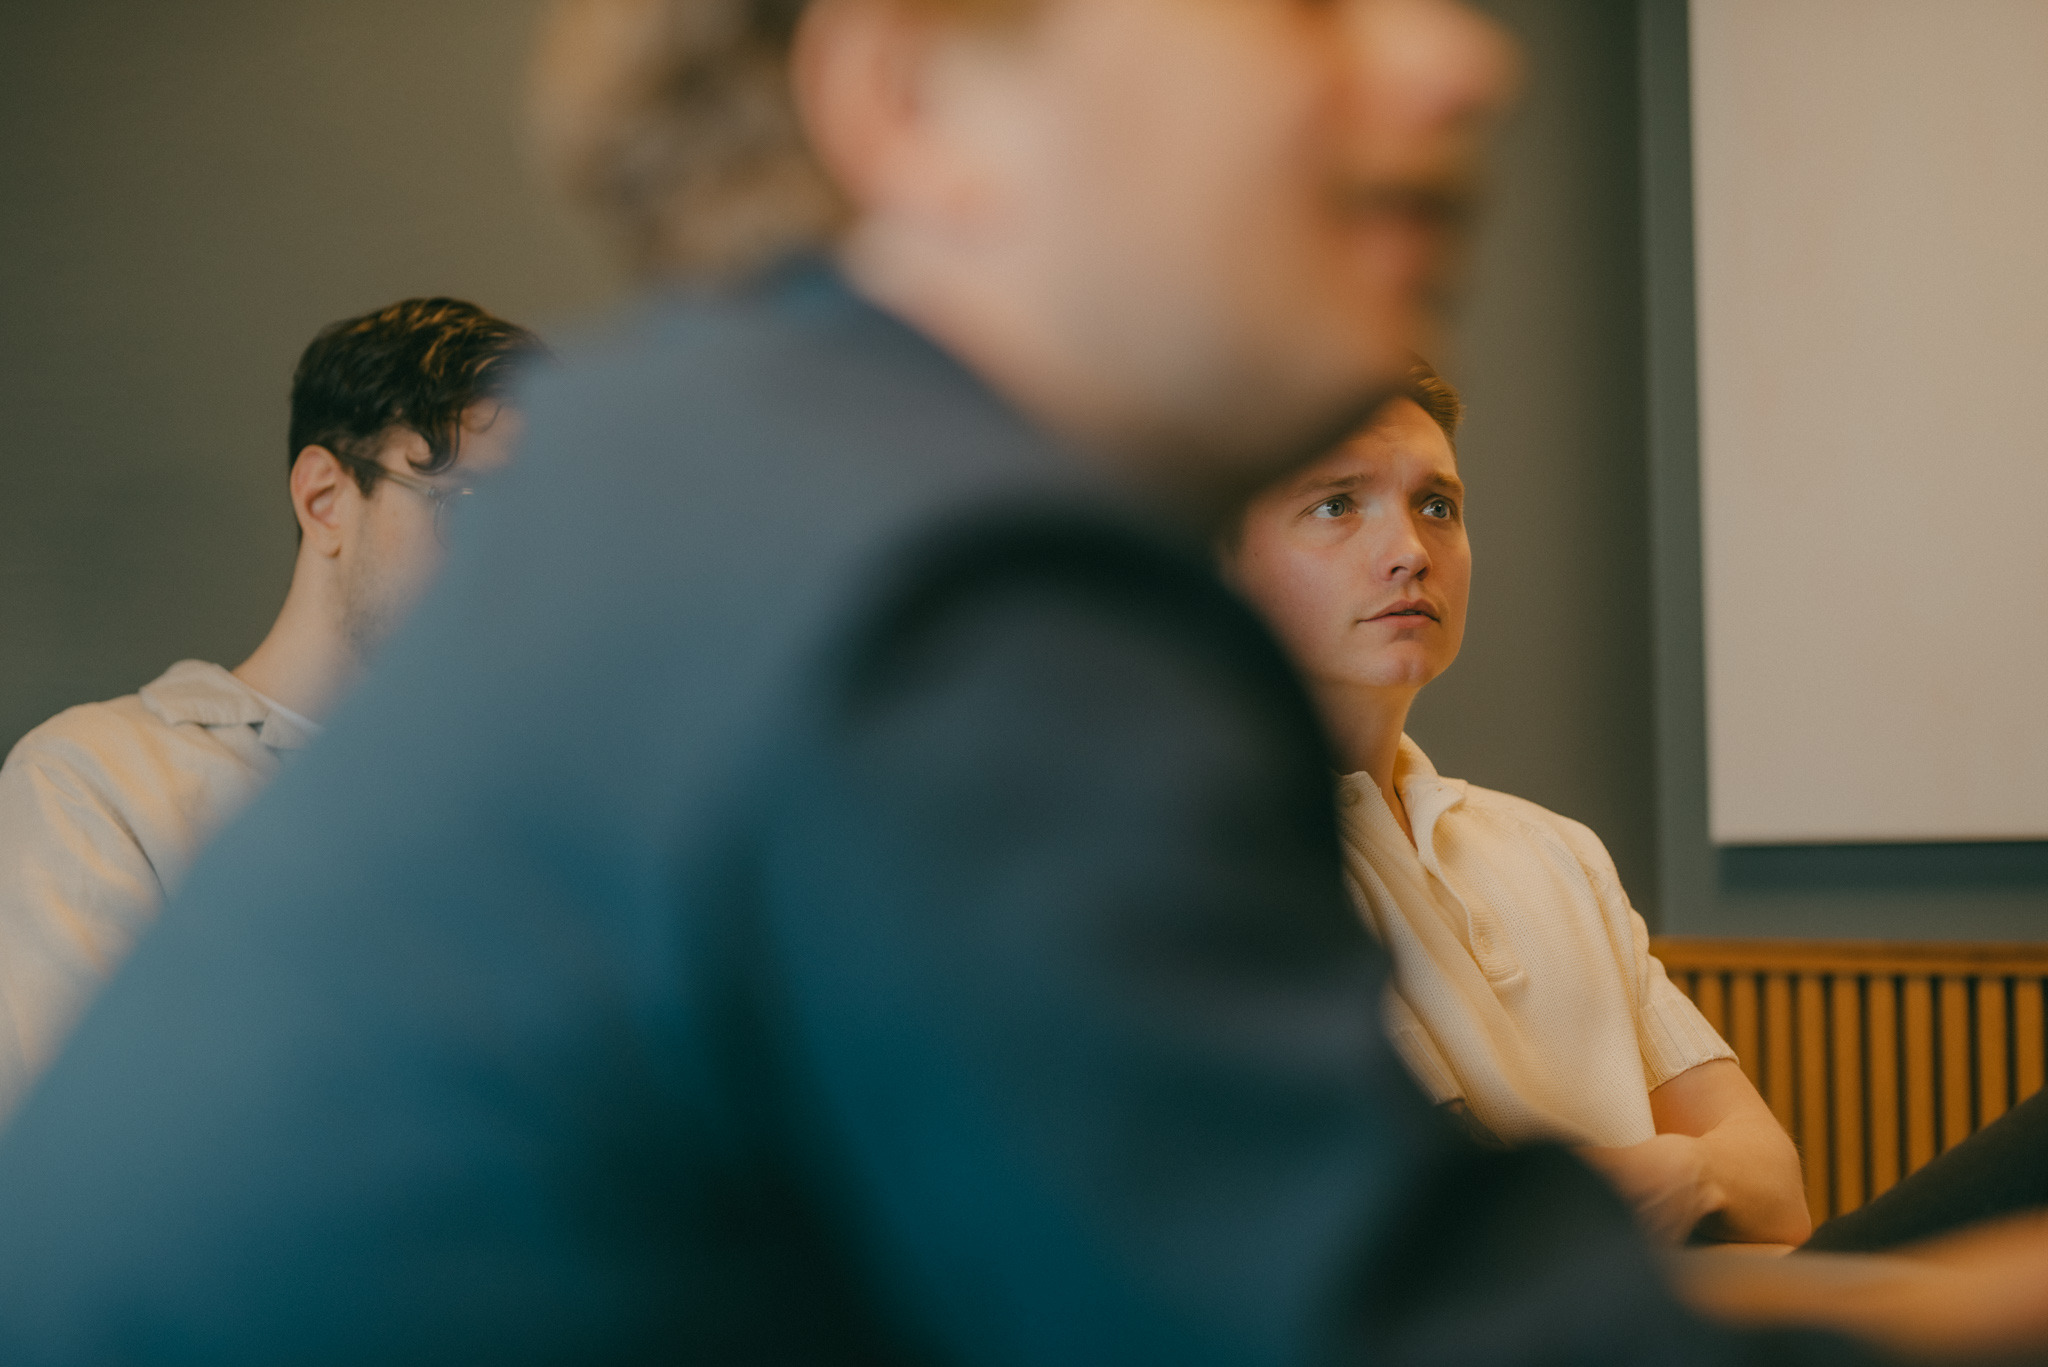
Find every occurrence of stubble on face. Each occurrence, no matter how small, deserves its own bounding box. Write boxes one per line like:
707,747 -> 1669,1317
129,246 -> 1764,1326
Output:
338,497 -> 434,669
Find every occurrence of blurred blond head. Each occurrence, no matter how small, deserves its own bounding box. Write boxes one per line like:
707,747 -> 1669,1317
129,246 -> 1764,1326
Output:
533,0 -> 1024,280
533,0 -> 1514,511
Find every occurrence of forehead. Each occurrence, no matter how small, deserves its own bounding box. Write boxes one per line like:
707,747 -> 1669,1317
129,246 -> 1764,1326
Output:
367,401 -> 522,474
1286,397 -> 1460,492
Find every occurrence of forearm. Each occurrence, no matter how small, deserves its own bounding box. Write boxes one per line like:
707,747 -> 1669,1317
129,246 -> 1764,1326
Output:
1689,1113 -> 1811,1245
1577,1115 -> 1809,1246
1674,1210 -> 2048,1356
1618,1060 -> 1811,1246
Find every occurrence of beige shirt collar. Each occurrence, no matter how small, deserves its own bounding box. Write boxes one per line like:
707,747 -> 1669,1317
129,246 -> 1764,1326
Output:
137,660 -> 321,753
1343,736 -> 1471,872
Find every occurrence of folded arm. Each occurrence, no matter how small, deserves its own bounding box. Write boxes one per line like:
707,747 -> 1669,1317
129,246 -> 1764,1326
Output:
1579,1058 -> 1812,1246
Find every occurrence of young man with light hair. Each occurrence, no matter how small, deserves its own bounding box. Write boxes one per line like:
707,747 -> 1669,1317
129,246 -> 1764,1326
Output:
0,298 -> 540,1118
0,4 -> 2044,1364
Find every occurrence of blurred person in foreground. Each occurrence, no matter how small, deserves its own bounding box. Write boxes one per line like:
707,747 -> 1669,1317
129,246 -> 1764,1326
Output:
0,297 -> 539,1123
0,2 -> 2041,1364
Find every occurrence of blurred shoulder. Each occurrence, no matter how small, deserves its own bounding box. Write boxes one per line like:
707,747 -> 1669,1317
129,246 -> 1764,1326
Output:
843,502 -> 1303,698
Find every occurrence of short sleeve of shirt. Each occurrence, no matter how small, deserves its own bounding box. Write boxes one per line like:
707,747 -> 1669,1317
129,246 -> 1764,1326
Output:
1543,812 -> 1735,1091
1636,950 -> 1737,1090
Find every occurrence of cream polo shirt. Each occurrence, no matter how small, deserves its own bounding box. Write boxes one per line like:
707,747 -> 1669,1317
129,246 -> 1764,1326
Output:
0,660 -> 318,1117
1339,737 -> 1732,1149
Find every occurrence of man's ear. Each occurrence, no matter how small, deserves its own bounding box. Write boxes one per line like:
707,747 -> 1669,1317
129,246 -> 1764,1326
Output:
289,446 -> 353,556
790,0 -> 1003,231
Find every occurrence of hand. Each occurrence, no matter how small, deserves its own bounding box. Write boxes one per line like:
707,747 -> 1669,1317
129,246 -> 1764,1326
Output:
1575,1134 -> 1726,1244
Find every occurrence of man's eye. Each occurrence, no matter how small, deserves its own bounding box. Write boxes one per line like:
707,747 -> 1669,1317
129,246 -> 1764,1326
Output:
1309,496 -> 1350,519
1421,496 -> 1455,520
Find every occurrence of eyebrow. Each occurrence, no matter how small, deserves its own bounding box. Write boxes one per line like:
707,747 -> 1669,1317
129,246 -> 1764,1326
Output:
1290,470 -> 1466,499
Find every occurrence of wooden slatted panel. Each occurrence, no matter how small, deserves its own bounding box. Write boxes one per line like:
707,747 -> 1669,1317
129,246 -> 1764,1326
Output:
1695,972 -> 1728,1039
1866,976 -> 1901,1199
1796,975 -> 1830,1222
1978,979 -> 2010,1127
1903,975 -> 1937,1174
1765,974 -> 1796,1134
1730,973 -> 1762,1092
2018,979 -> 2046,1105
1830,975 -> 1865,1216
1648,943 -> 2048,1219
1939,978 -> 1973,1153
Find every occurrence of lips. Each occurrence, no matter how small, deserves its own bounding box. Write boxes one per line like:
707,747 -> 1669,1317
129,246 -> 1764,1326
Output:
1367,601 -> 1439,624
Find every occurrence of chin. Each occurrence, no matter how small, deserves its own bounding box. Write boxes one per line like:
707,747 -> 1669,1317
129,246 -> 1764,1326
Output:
1350,662 -> 1440,691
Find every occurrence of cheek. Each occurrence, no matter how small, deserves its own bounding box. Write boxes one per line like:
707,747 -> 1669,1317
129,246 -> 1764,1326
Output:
1442,545 -> 1473,616
1235,546 -> 1353,658
364,503 -> 442,590
1431,547 -> 1473,645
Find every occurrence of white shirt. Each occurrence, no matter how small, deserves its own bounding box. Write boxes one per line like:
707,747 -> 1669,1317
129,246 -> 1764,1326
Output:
0,660 -> 319,1117
1340,737 -> 1733,1149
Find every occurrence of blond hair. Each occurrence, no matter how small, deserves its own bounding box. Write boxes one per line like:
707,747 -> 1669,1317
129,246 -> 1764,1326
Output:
1403,356 -> 1465,446
532,0 -> 1022,282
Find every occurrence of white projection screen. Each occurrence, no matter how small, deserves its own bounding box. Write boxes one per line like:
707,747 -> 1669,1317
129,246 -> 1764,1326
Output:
1692,0 -> 2048,845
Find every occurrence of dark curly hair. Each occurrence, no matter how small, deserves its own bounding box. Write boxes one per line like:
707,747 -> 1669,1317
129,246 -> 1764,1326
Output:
288,297 -> 547,492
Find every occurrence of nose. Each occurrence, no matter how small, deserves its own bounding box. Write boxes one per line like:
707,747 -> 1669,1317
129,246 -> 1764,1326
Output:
1378,515 -> 1431,584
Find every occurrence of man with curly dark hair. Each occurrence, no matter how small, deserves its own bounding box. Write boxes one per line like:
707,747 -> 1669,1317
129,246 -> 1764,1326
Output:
0,297 -> 542,1120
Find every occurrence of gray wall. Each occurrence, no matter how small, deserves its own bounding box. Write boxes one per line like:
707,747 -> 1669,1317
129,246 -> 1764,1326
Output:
0,1 -> 624,758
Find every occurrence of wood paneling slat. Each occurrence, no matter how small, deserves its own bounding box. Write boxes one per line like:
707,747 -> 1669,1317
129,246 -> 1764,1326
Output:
1797,975 -> 1831,1222
1765,974 -> 1796,1134
1866,975 -> 1901,1198
1904,976 -> 1937,1174
1731,974 -> 1762,1091
2017,979 -> 2046,1105
1696,972 -> 1728,1040
1939,978 -> 1973,1153
1978,978 -> 2010,1127
1830,975 -> 1865,1215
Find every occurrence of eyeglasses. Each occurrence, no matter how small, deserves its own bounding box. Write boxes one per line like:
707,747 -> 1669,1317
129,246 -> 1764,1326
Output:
356,463 -> 475,547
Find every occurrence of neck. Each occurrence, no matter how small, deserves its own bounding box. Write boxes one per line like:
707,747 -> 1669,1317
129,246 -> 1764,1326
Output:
1316,680 -> 1419,841
233,561 -> 358,722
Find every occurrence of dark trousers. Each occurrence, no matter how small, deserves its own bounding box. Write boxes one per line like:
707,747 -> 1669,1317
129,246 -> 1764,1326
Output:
1803,1085 -> 2048,1252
